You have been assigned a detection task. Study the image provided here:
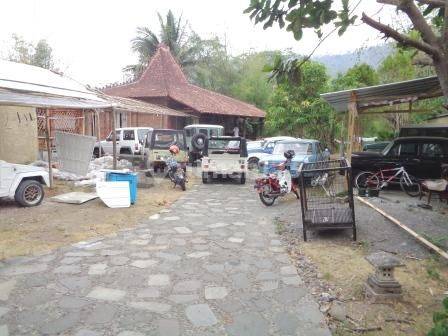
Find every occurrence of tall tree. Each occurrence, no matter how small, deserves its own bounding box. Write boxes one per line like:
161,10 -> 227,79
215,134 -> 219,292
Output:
331,63 -> 379,91
245,0 -> 448,104
265,59 -> 337,147
124,10 -> 207,79
7,34 -> 56,70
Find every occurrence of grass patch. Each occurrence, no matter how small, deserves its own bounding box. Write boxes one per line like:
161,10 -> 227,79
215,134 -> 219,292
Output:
274,217 -> 287,235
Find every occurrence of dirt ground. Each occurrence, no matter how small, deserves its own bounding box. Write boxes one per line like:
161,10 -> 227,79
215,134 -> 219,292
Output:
0,178 -> 185,260
276,192 -> 448,335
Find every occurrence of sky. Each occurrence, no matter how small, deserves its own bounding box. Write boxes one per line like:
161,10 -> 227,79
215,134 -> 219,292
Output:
0,0 -> 398,87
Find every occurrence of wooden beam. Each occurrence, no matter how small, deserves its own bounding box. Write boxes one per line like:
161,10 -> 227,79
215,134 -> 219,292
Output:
45,109 -> 53,188
111,108 -> 117,170
346,92 -> 361,161
96,110 -> 102,158
356,196 -> 448,260
361,109 -> 432,115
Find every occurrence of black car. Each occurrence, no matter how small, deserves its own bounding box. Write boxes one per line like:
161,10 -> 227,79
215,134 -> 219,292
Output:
351,137 -> 448,179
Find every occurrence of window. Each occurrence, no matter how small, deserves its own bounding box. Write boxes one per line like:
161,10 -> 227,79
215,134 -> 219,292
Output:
107,130 -> 121,141
137,129 -> 150,143
208,139 -> 241,154
421,143 -> 444,158
265,142 -> 275,150
152,131 -> 185,149
210,128 -> 220,137
199,129 -> 208,135
399,143 -> 418,156
273,142 -> 311,155
123,130 -> 135,141
185,128 -> 193,137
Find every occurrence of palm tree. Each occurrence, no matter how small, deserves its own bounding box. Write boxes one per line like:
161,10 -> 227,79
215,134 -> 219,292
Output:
124,10 -> 202,79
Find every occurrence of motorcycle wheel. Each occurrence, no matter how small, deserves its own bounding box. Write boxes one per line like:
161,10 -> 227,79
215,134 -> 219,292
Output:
259,192 -> 277,206
180,179 -> 186,191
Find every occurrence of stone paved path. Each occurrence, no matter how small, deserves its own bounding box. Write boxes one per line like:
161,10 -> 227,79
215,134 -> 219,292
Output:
0,183 -> 330,336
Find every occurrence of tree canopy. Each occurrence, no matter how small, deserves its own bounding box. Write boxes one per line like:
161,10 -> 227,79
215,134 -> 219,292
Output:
7,34 -> 57,70
124,10 -> 211,80
245,0 -> 448,103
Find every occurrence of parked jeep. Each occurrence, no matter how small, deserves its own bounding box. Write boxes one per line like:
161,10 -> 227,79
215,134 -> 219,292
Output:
184,124 -> 224,164
0,160 -> 50,207
201,136 -> 248,184
94,127 -> 153,157
144,129 -> 188,172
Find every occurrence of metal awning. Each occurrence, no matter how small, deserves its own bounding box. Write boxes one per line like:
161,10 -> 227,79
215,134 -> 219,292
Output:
321,76 -> 442,112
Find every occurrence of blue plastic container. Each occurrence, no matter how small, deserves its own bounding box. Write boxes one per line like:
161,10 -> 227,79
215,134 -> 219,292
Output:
105,172 -> 138,204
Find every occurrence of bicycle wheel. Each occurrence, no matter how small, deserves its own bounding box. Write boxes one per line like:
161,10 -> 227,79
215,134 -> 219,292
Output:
400,174 -> 421,197
355,171 -> 380,189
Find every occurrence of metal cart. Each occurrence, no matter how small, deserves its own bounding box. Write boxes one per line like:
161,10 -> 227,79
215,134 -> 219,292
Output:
298,159 -> 356,241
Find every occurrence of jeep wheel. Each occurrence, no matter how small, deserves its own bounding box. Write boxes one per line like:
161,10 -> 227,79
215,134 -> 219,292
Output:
202,172 -> 209,184
248,157 -> 259,170
239,173 -> 246,184
93,147 -> 104,158
15,180 -> 44,207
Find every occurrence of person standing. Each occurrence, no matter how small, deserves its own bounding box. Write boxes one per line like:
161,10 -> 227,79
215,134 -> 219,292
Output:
233,125 -> 239,137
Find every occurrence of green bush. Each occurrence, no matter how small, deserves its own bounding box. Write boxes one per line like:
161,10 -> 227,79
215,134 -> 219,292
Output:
428,297 -> 448,336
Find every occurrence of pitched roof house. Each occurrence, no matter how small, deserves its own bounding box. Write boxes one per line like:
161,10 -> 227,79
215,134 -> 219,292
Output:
103,44 -> 265,133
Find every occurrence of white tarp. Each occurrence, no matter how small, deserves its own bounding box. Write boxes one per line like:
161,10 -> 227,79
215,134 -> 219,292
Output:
55,132 -> 97,176
51,192 -> 98,204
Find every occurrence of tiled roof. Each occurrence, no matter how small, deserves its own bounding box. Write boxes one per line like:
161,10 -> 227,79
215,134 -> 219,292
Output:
102,95 -> 193,117
103,45 -> 265,118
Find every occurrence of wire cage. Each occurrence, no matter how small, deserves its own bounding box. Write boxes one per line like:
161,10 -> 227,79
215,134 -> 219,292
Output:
298,158 -> 356,241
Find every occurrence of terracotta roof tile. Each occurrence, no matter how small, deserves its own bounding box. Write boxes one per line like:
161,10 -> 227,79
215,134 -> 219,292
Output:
103,45 -> 265,118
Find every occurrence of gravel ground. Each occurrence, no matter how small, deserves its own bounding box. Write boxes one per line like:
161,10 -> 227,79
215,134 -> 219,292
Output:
366,190 -> 448,251
277,193 -> 434,259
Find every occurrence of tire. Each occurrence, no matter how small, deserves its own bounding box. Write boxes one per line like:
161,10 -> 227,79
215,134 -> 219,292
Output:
355,171 -> 379,189
180,179 -> 186,191
248,157 -> 259,170
191,133 -> 207,151
202,172 -> 209,184
400,174 -> 421,197
240,173 -> 246,184
259,192 -> 277,206
93,147 -> 104,158
14,180 -> 44,207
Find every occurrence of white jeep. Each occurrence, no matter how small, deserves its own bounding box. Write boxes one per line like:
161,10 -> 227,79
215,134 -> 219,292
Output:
201,136 -> 248,184
94,127 -> 153,158
0,160 -> 50,207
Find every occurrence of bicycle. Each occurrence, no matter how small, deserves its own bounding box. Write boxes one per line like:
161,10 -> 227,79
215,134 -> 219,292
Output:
311,172 -> 336,197
355,166 -> 421,197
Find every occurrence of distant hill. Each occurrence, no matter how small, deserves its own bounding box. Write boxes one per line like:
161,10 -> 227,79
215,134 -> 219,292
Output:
313,44 -> 393,77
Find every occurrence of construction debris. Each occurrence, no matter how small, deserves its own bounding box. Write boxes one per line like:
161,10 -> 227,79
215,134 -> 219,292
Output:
51,192 -> 98,204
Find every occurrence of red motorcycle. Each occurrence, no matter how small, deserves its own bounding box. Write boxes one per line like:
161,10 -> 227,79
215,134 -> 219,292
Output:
254,150 -> 300,206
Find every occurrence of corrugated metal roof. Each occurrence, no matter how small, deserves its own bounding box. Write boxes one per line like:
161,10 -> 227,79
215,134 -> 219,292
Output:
0,60 -> 108,103
0,88 -> 111,109
0,60 -> 111,109
321,76 -> 442,113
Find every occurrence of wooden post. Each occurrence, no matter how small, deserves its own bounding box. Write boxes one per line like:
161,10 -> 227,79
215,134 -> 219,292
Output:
96,109 -> 102,158
346,91 -> 360,162
111,107 -> 117,170
243,118 -> 247,138
45,109 -> 53,188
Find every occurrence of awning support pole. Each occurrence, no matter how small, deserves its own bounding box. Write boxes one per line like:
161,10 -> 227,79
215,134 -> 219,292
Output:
347,91 -> 360,161
96,109 -> 102,158
45,108 -> 53,188
111,107 -> 117,169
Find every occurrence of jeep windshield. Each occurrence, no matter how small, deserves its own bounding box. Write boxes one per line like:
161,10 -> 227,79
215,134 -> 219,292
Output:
273,142 -> 311,155
208,139 -> 241,154
152,131 -> 185,149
